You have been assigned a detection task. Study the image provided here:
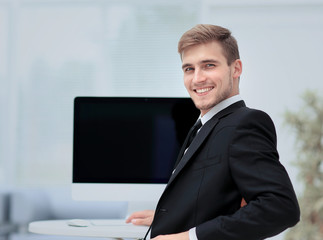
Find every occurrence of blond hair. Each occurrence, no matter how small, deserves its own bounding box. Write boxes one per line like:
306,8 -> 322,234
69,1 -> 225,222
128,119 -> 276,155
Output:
178,24 -> 240,65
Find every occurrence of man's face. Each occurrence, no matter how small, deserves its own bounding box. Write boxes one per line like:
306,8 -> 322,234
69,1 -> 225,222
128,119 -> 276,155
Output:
181,41 -> 242,116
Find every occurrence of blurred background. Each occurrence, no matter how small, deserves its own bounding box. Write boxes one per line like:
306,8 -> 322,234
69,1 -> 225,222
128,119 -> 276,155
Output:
0,0 -> 323,239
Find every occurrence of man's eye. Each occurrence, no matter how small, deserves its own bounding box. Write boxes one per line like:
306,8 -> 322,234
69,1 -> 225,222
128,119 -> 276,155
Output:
206,63 -> 215,68
185,67 -> 194,72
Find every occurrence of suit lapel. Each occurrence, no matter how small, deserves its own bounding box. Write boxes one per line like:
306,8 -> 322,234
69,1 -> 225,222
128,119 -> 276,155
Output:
166,100 -> 246,187
167,118 -> 218,185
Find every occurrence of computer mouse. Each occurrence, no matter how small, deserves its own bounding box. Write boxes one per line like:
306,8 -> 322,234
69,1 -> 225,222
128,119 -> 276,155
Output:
66,219 -> 91,227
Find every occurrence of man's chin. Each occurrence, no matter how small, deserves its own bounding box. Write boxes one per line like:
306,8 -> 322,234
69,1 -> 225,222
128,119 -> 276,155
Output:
193,102 -> 215,113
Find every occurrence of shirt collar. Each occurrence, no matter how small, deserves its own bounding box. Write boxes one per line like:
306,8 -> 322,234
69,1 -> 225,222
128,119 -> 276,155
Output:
200,94 -> 243,125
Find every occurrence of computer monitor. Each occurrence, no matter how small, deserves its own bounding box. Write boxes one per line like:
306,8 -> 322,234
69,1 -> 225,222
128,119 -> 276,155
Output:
72,96 -> 199,213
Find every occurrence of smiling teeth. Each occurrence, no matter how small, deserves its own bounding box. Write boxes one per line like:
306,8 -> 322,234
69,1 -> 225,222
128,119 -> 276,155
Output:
196,87 -> 213,93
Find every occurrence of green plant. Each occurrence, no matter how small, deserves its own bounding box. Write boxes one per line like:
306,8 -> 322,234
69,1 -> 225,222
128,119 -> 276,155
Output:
284,90 -> 323,240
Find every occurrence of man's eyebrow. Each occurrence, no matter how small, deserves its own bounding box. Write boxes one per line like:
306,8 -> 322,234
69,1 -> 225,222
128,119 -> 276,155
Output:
182,63 -> 192,70
200,59 -> 220,64
182,59 -> 220,69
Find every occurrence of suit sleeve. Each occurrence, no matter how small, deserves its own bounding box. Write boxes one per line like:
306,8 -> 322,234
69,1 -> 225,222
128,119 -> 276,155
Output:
196,110 -> 300,240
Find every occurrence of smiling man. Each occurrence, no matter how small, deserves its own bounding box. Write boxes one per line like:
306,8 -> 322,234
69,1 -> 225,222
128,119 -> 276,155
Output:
126,24 -> 300,240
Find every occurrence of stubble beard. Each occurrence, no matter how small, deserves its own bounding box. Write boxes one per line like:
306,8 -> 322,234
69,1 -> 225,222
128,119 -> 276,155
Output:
193,78 -> 233,113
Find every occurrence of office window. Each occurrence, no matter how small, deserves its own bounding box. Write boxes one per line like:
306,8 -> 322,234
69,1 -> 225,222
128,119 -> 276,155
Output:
1,0 -> 198,186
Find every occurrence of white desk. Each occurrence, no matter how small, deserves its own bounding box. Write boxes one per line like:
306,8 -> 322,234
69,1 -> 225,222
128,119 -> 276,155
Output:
28,219 -> 149,239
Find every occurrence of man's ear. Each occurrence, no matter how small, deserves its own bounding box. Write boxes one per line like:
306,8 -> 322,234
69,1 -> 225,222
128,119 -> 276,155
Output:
232,59 -> 242,80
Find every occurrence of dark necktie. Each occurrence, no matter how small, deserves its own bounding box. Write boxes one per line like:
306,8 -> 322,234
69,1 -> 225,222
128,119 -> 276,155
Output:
173,119 -> 202,170
185,119 -> 202,149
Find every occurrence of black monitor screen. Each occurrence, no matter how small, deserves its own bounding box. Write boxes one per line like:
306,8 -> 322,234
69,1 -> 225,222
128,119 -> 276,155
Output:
73,97 -> 199,184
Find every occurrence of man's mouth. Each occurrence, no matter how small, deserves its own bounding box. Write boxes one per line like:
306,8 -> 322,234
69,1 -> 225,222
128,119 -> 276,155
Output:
195,87 -> 214,94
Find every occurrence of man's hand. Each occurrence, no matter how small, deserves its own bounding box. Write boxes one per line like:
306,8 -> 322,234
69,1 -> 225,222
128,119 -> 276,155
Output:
151,231 -> 189,240
126,211 -> 189,239
125,210 -> 155,226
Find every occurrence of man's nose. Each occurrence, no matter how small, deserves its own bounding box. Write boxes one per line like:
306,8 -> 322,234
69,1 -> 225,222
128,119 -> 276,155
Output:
193,69 -> 206,84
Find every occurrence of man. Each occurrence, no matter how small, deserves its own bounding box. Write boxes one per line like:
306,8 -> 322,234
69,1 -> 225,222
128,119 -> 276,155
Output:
126,24 -> 300,240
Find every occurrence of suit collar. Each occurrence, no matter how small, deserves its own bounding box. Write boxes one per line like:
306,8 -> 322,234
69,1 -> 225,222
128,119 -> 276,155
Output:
200,95 -> 243,125
210,100 -> 246,121
167,100 -> 246,187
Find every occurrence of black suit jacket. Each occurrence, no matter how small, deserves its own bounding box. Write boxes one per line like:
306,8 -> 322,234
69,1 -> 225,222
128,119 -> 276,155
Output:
150,101 -> 300,240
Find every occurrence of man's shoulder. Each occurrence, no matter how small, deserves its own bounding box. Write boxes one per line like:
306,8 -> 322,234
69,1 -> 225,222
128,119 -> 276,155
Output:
237,106 -> 272,120
223,105 -> 275,127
